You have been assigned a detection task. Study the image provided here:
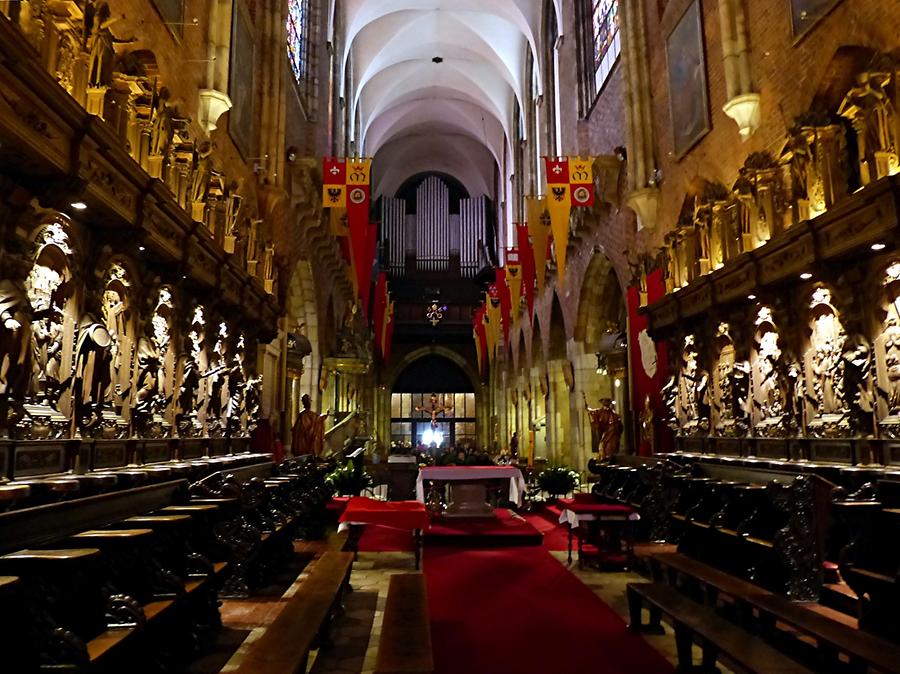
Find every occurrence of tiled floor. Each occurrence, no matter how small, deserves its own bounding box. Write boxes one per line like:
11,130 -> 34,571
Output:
208,542 -> 731,674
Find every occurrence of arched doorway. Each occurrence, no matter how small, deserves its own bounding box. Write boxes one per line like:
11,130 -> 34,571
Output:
387,350 -> 480,451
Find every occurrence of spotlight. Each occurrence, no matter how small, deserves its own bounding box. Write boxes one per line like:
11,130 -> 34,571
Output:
747,294 -> 757,300
138,245 -> 146,252
70,201 -> 87,210
872,243 -> 886,251
800,272 -> 812,280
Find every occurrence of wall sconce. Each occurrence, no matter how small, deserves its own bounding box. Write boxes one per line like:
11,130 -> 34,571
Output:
595,353 -> 608,375
722,93 -> 761,141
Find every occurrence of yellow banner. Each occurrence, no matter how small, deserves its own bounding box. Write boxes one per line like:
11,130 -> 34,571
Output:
526,196 -> 549,291
545,183 -> 571,287
329,207 -> 348,236
474,327 -> 483,373
346,158 -> 371,185
569,156 -> 593,184
485,299 -> 499,362
323,184 -> 346,209
381,300 -> 393,353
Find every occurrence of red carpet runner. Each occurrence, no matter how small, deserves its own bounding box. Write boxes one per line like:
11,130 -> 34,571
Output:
423,545 -> 674,674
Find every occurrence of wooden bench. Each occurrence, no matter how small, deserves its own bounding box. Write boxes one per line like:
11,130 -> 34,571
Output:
232,551 -> 354,674
627,582 -> 814,674
375,573 -> 433,674
650,551 -> 772,612
746,593 -> 900,674
652,552 -> 900,673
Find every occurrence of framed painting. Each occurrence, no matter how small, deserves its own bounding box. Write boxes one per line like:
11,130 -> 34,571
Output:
789,0 -> 842,39
665,0 -> 710,159
229,1 -> 255,159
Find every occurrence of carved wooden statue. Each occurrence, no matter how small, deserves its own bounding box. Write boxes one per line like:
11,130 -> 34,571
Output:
72,313 -> 113,436
0,278 -> 33,438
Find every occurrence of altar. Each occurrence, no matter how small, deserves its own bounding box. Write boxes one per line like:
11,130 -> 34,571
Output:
415,465 -> 527,517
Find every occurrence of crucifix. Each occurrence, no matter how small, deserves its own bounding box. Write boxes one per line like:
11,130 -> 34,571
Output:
415,392 -> 453,428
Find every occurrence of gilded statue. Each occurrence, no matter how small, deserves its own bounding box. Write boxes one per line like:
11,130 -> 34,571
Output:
191,141 -> 213,204
84,1 -> 134,88
583,394 -> 623,458
838,70 -> 898,184
149,86 -> 173,158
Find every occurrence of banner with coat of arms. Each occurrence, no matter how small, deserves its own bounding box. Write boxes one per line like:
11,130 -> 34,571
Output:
543,156 -> 595,287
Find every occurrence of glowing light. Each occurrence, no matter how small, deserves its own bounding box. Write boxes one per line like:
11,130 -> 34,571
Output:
70,202 -> 87,210
800,272 -> 812,280
421,428 -> 444,446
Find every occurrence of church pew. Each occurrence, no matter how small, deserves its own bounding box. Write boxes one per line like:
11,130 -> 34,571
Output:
0,482 -> 30,511
375,573 -> 434,674
0,548 -> 145,672
627,582 -> 814,674
0,576 -> 39,673
231,551 -> 354,674
0,459 -> 331,671
648,552 -> 900,672
835,492 -> 900,640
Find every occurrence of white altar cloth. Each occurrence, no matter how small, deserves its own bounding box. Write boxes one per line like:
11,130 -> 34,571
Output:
415,466 -> 527,506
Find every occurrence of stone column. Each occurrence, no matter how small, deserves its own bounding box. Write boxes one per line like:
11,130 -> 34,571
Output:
718,0 -> 760,140
621,0 -> 660,229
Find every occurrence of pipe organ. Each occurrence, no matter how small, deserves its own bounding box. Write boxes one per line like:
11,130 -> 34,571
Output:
459,195 -> 485,277
380,176 -> 486,277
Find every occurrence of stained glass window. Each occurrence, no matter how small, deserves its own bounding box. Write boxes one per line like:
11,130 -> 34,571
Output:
592,0 -> 620,92
286,0 -> 309,84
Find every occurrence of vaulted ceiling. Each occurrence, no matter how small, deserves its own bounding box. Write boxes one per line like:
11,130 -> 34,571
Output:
336,0 -> 562,200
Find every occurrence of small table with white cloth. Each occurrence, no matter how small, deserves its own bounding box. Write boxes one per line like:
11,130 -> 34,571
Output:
415,466 -> 527,517
558,503 -> 639,567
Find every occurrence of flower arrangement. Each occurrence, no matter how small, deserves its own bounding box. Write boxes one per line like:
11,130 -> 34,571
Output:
536,464 -> 580,498
325,460 -> 374,496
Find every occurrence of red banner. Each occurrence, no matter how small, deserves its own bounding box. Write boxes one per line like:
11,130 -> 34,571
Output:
373,271 -> 387,355
358,221 -> 378,318
347,185 -> 370,310
495,267 -> 511,346
473,304 -> 487,375
516,224 -> 535,319
627,268 -> 669,456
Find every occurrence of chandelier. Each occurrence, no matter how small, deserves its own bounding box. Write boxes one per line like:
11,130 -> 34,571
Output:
426,300 -> 447,326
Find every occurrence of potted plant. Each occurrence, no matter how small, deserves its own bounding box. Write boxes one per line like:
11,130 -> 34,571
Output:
537,464 -> 580,499
325,460 -> 374,496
